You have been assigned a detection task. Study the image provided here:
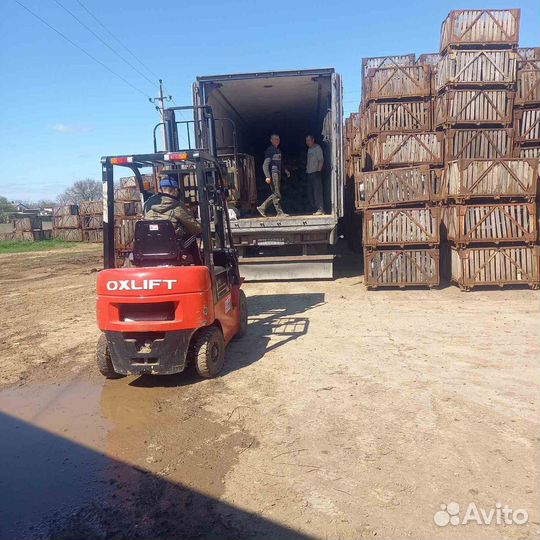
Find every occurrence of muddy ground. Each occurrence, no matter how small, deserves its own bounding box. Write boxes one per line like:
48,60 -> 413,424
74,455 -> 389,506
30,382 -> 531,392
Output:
0,245 -> 538,540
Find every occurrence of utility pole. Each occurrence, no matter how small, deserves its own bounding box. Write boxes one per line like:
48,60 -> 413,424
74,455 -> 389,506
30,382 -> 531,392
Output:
149,79 -> 172,151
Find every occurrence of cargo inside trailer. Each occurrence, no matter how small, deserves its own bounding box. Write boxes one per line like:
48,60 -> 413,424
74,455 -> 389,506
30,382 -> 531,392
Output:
198,72 -> 335,216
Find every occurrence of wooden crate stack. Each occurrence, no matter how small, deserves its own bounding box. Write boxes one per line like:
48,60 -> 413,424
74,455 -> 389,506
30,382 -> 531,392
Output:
344,112 -> 361,181
435,10 -> 540,290
12,216 -> 51,241
436,10 -> 519,163
513,47 -> 540,160
444,159 -> 539,290
349,8 -> 540,290
361,53 -> 443,173
52,205 -> 83,242
353,53 -> 444,288
114,176 -> 145,258
356,166 -> 441,288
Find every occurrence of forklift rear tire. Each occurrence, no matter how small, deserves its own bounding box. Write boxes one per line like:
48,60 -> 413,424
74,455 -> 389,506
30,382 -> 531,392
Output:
96,334 -> 125,379
192,326 -> 225,378
235,290 -> 248,338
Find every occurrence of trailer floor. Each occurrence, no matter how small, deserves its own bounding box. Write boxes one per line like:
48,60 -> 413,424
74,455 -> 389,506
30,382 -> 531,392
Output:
0,245 -> 538,540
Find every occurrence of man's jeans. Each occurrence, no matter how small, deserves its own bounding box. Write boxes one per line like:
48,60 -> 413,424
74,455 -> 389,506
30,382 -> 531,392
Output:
260,170 -> 283,214
307,171 -> 324,213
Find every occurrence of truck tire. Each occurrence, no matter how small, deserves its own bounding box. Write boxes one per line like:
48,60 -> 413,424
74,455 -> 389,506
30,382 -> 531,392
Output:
192,326 -> 225,378
96,333 -> 125,379
236,290 -> 248,338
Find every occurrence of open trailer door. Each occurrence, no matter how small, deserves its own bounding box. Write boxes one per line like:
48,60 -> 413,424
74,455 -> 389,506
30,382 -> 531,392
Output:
331,71 -> 344,219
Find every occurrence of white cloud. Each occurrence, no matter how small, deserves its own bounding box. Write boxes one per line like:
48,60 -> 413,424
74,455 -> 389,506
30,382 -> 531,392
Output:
52,123 -> 93,134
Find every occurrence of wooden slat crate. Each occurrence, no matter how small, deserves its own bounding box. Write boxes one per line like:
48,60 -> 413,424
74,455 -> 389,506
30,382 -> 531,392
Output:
83,229 -> 103,243
513,145 -> 540,159
514,109 -> 540,144
515,47 -> 540,62
355,166 -> 432,209
445,129 -> 513,160
52,205 -> 78,217
13,217 -> 42,231
451,246 -> 539,290
81,215 -> 103,230
446,203 -> 537,245
364,64 -> 431,101
361,54 -> 416,81
114,186 -> 141,202
115,218 -> 137,251
118,174 -> 153,189
515,60 -> 540,106
417,53 -> 440,66
366,100 -> 431,135
444,159 -> 538,201
435,50 -> 516,90
434,89 -> 514,127
364,207 -> 441,247
440,9 -> 520,52
52,228 -> 83,242
364,248 -> 440,288
79,200 -> 141,217
52,215 -> 81,229
79,201 -> 102,215
372,133 -> 444,168
352,132 -> 363,156
351,156 -> 363,180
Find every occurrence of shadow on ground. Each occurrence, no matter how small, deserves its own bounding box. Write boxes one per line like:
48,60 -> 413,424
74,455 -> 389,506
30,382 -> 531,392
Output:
0,411 -> 315,540
130,292 -> 325,388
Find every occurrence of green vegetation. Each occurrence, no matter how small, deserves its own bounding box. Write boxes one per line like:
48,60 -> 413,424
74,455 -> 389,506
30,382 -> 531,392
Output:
0,238 -> 80,254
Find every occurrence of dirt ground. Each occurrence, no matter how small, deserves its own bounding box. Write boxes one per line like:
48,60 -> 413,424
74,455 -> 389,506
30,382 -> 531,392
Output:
0,245 -> 538,540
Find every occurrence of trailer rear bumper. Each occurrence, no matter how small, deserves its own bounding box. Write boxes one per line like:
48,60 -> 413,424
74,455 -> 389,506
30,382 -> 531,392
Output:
105,329 -> 194,375
239,254 -> 335,280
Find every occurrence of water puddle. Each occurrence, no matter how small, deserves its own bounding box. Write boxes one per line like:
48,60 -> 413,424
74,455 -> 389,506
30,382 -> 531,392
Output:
0,380 -> 110,538
0,369 -> 263,539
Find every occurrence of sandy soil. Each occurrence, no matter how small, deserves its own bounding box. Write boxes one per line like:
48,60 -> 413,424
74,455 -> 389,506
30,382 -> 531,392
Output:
0,245 -> 538,540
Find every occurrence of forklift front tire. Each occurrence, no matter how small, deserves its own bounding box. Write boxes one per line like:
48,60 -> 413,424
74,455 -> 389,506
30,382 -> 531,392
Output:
236,290 -> 248,338
192,326 -> 225,378
96,333 -> 125,379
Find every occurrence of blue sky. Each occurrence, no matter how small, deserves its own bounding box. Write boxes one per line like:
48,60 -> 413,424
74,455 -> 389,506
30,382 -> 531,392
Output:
1,0 -> 538,201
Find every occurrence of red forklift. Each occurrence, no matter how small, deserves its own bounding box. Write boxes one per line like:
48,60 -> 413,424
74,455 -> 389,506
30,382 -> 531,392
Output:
95,105 -> 247,379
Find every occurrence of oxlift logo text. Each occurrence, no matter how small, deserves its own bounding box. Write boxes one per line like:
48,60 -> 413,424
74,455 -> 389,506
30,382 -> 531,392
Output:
434,502 -> 528,527
106,279 -> 178,291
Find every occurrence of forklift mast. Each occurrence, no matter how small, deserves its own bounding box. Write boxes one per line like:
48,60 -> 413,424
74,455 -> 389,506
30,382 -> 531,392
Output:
100,105 -> 236,278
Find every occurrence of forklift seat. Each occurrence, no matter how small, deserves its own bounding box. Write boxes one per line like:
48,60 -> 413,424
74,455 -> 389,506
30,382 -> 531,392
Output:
133,220 -> 179,266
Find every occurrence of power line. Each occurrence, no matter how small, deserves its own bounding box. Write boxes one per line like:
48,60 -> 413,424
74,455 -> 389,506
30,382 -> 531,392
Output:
53,0 -> 158,89
15,0 -> 151,98
74,0 -> 161,81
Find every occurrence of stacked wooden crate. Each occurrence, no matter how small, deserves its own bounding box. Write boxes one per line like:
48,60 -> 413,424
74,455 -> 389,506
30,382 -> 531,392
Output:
435,10 -> 539,289
80,200 -> 104,243
435,10 -> 519,163
361,54 -> 443,173
220,153 -> 257,214
52,205 -> 82,242
114,176 -> 145,257
344,112 -> 361,180
445,159 -> 539,289
513,47 -> 540,160
355,53 -> 444,288
12,216 -> 50,241
357,166 -> 441,288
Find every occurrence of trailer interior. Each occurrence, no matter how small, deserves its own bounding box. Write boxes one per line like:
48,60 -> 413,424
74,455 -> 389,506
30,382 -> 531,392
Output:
198,71 -> 336,217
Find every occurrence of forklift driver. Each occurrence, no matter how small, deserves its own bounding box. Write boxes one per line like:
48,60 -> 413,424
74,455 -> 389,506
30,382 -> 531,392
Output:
143,176 -> 202,263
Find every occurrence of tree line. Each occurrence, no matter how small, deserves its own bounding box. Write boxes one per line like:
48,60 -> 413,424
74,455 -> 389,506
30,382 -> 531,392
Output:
1,179 -> 102,223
